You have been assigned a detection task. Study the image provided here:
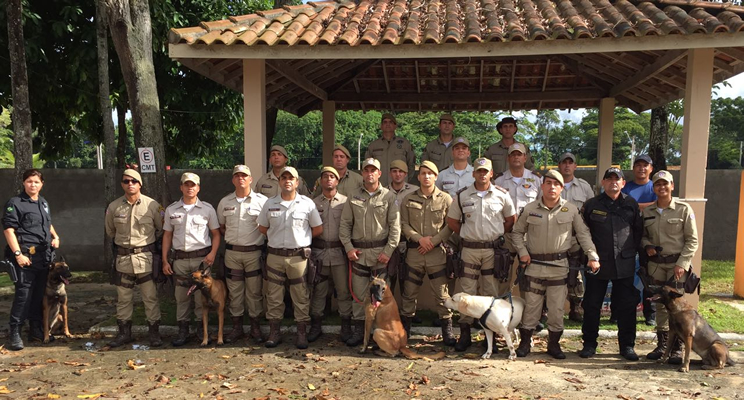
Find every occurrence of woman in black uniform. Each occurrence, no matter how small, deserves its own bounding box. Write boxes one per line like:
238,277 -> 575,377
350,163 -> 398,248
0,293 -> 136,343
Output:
3,169 -> 60,350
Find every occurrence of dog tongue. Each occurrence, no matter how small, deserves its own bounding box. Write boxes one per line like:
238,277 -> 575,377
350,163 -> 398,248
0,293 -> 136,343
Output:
371,299 -> 380,308
61,277 -> 70,285
187,285 -> 197,296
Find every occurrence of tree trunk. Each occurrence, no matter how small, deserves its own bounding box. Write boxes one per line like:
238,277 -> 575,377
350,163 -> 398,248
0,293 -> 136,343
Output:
105,0 -> 169,206
649,106 -> 669,171
98,0 -> 118,271
6,0 -> 33,190
116,104 -> 127,167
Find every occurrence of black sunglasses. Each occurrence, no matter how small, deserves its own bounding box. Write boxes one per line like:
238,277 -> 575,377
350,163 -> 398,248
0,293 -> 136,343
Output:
121,179 -> 139,185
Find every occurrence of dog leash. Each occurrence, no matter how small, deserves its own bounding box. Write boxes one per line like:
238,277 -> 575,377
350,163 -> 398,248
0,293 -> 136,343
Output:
348,260 -> 364,304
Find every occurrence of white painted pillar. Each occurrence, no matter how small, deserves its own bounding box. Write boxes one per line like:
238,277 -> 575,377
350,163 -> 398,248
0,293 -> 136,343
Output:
243,59 -> 267,176
680,48 -> 714,308
596,97 -> 615,189
322,101 -> 336,167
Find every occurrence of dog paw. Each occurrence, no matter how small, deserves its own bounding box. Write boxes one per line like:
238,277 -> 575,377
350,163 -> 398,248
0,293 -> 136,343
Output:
43,338 -> 50,344
64,332 -> 72,338
358,346 -> 367,354
678,366 -> 689,373
481,352 -> 492,359
200,341 -> 209,347
508,352 -> 517,361
217,340 -> 224,346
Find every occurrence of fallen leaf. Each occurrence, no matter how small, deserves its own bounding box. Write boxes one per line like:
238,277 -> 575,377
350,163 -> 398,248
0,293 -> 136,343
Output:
28,387 -> 41,391
156,375 -> 169,384
461,371 -> 482,376
64,361 -> 91,367
405,362 -> 414,370
617,395 -> 631,400
252,397 -> 270,400
47,394 -> 61,399
221,382 -> 234,389
220,355 -> 231,359
0,386 -> 14,394
77,394 -> 105,399
270,388 -> 289,395
432,385 -> 451,391
565,377 -> 583,384
420,376 -> 430,385
534,359 -> 548,364
308,383 -> 316,390
126,360 -> 145,370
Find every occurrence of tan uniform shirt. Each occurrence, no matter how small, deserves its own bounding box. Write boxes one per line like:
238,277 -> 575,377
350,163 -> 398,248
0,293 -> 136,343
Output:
641,198 -> 698,270
400,187 -> 453,267
511,198 -> 599,278
216,191 -> 267,247
447,184 -> 516,242
388,183 -> 419,208
164,198 -> 220,251
436,164 -> 474,198
254,170 -> 311,198
105,194 -> 163,248
257,194 -> 322,249
483,139 -> 535,175
312,169 -> 363,198
494,169 -> 542,215
420,137 -> 454,173
312,192 -> 348,265
365,136 -> 415,186
561,178 -> 595,209
339,185 -> 401,266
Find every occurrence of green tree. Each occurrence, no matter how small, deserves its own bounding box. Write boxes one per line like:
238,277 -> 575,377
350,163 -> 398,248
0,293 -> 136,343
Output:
708,97 -> 744,169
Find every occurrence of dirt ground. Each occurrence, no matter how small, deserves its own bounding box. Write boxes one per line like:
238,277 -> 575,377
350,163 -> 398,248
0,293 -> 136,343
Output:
1,284 -> 743,399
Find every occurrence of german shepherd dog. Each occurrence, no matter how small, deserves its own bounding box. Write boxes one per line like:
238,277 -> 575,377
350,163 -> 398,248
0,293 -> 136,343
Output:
361,277 -> 445,360
43,259 -> 73,343
186,267 -> 226,346
649,286 -> 735,372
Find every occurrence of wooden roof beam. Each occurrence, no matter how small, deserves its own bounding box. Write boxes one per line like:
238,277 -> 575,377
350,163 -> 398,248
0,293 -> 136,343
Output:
176,58 -> 241,93
717,47 -> 744,63
609,50 -> 687,98
330,89 -> 603,103
266,59 -> 328,100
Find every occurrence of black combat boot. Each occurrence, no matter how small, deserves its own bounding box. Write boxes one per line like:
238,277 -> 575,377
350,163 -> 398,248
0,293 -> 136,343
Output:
148,320 -> 163,347
7,324 -> 24,351
646,331 -> 668,360
667,336 -> 684,365
296,321 -> 309,349
400,315 -> 411,338
516,328 -> 533,357
249,317 -> 264,343
455,323 -> 471,352
108,320 -> 134,348
264,320 -> 282,348
547,330 -> 566,359
440,318 -> 456,346
339,317 -> 353,343
224,316 -> 244,344
171,321 -> 190,347
346,320 -> 365,347
28,320 -> 44,342
307,316 -> 323,343
568,299 -> 583,323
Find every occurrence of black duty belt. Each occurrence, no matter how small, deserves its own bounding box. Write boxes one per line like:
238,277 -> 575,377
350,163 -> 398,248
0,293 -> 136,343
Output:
531,252 -> 568,261
352,239 -> 387,249
267,247 -> 304,257
226,244 -> 262,252
407,241 -> 419,248
462,239 -> 501,249
649,253 -> 680,264
117,243 -> 156,256
312,239 -> 344,249
174,247 -> 210,260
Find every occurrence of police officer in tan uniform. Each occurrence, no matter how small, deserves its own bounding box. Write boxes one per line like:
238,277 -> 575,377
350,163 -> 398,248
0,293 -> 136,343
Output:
483,117 -> 535,175
557,152 -> 595,322
420,114 -> 457,173
162,172 -> 221,346
312,144 -> 363,197
388,160 -> 419,207
436,137 -> 474,197
511,170 -> 599,359
642,170 -> 698,364
254,145 -> 311,197
310,166 -> 352,343
400,161 -> 455,345
257,167 -> 323,349
216,165 -> 268,344
340,158 -> 400,346
104,169 -> 164,347
446,158 -> 517,352
365,114 -> 415,186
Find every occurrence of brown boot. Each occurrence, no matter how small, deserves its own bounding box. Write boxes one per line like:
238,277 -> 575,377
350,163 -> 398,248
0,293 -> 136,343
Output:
441,318 -> 456,346
455,323 -> 471,352
667,336 -> 684,365
249,317 -> 264,343
346,320 -> 365,347
108,320 -> 133,348
568,299 -> 583,322
296,321 -> 309,349
224,316 -> 245,344
339,317 -> 353,343
148,320 -> 163,347
516,328 -> 533,357
307,316 -> 323,343
547,330 -> 566,359
265,320 -> 282,348
171,321 -> 190,347
646,331 -> 668,360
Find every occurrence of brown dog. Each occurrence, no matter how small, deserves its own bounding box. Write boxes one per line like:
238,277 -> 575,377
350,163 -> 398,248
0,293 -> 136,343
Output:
43,260 -> 73,343
360,277 -> 445,360
186,268 -> 226,346
651,286 -> 735,372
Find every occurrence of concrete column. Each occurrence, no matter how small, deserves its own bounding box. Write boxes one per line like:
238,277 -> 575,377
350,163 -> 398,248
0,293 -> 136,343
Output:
243,59 -> 266,177
596,97 -> 615,189
680,48 -> 714,308
736,171 -> 744,299
322,101 -> 336,166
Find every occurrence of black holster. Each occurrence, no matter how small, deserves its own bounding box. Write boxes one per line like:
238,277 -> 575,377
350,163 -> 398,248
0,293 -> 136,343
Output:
301,247 -> 318,284
493,246 -> 513,283
444,244 -> 458,280
517,265 -> 528,293
0,258 -> 18,283
109,243 -> 118,286
387,249 -> 401,278
567,252 -> 585,288
151,254 -> 165,284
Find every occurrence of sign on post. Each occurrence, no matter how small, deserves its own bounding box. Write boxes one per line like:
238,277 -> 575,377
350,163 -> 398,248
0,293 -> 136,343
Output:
138,147 -> 156,173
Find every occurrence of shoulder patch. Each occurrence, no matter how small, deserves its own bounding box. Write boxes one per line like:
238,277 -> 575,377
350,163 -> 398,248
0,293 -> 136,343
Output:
6,206 -> 12,212
560,207 -> 569,212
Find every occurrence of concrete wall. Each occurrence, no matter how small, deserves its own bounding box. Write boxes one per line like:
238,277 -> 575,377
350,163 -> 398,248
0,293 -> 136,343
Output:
0,168 -> 740,269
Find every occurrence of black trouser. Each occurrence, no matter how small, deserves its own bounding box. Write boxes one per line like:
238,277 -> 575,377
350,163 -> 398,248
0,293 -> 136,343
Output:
582,275 -> 639,349
9,259 -> 48,328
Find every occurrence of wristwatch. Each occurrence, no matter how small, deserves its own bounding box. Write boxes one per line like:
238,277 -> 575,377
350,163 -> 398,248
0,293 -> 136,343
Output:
13,250 -> 21,257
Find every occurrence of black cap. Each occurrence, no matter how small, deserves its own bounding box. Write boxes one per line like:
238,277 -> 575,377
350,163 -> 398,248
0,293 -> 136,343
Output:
497,117 -> 518,132
603,167 -> 624,180
634,154 -> 653,165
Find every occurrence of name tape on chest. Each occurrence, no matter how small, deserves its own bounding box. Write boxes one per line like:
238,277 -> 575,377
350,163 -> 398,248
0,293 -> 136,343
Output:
529,212 -> 543,218
592,210 -> 607,215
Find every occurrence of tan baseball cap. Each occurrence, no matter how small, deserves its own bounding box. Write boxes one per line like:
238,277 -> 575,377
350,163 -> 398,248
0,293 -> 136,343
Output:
452,137 -> 470,148
381,113 -> 397,124
419,160 -> 439,175
280,166 -> 299,179
232,165 -> 251,176
473,158 -> 492,171
333,144 -> 351,159
390,159 -> 408,173
439,113 -> 455,124
320,166 -> 340,180
508,143 -> 527,155
270,145 -> 288,159
543,169 -> 564,186
122,169 -> 142,184
362,158 -> 381,170
558,152 -> 576,163
652,170 -> 673,184
181,172 -> 200,185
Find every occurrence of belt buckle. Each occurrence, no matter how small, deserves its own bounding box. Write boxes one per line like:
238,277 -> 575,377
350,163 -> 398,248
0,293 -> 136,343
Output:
133,247 -> 143,254
29,246 -> 36,255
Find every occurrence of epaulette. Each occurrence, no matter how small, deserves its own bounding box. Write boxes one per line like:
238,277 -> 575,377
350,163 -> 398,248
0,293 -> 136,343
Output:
493,184 -> 508,193
493,172 -> 504,180
532,170 -> 542,178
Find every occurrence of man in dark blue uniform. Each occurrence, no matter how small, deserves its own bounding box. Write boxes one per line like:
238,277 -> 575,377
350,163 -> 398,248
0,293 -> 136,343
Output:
579,167 -> 643,360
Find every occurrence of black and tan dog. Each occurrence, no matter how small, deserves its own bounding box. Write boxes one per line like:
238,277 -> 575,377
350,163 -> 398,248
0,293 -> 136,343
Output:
186,267 -> 226,346
361,277 -> 445,360
43,259 -> 73,343
650,286 -> 735,372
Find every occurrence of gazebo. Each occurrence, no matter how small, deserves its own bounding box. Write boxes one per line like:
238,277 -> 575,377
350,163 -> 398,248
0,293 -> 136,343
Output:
168,0 -> 744,301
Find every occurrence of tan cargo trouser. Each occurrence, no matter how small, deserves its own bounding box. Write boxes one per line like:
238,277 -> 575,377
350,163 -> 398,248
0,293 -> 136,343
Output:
400,263 -> 452,319
115,254 -> 160,323
224,249 -> 263,318
265,254 -> 310,322
648,261 -> 686,330
351,261 -> 388,321
310,263 -> 352,318
521,272 -> 568,332
458,248 -> 498,324
174,258 -> 205,322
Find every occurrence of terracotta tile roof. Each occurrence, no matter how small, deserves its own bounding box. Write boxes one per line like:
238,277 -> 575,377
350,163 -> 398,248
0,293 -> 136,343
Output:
169,0 -> 744,46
